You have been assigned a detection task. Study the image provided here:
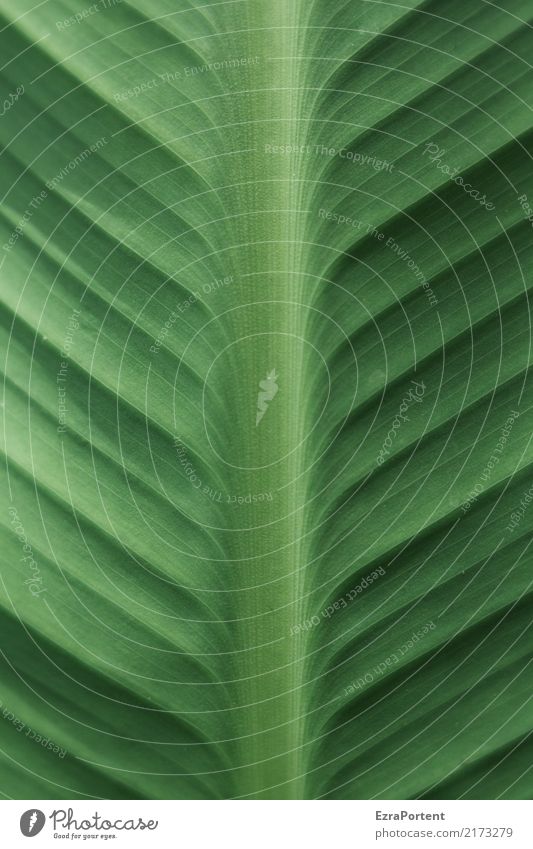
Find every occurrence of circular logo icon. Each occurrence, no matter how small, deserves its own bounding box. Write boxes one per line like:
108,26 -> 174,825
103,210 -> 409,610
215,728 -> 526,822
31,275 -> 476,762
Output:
20,810 -> 46,837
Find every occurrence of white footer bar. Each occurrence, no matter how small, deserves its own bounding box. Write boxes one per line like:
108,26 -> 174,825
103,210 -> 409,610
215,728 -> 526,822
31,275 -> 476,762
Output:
1,800 -> 531,848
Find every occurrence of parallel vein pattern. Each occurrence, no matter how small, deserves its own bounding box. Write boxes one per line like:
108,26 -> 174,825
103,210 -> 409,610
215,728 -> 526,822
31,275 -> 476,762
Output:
1,0 -> 532,799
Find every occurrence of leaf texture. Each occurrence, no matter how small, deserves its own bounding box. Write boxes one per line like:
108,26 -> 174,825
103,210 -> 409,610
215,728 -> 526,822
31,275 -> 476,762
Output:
1,0 -> 533,799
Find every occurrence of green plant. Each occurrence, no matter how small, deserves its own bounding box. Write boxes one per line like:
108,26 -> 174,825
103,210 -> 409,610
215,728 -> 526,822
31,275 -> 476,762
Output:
1,0 -> 533,799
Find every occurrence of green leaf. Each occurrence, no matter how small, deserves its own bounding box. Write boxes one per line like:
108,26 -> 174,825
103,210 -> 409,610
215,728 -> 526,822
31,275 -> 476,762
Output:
1,0 -> 533,799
